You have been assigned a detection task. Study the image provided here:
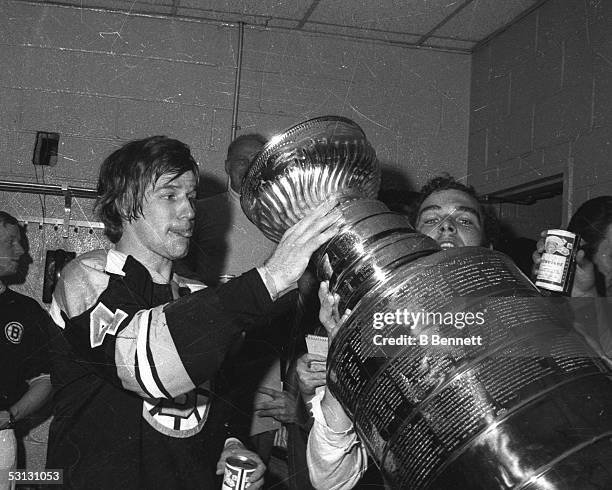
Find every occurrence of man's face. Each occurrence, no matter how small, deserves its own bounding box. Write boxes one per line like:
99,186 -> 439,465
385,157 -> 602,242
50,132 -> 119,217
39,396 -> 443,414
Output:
0,223 -> 24,278
415,189 -> 485,248
593,223 -> 612,296
226,140 -> 264,193
122,171 -> 197,262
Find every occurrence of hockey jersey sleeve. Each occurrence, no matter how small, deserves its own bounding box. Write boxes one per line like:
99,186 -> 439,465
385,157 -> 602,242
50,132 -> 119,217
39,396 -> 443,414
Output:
50,250 -> 276,400
23,297 -> 53,383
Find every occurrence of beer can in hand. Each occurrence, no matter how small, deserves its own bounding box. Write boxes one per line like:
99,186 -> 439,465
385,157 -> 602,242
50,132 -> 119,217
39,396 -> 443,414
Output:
221,455 -> 257,490
535,229 -> 580,295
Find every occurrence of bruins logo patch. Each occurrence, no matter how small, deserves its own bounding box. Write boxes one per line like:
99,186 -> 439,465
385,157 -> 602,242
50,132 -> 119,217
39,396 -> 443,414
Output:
142,381 -> 212,438
5,322 -> 24,344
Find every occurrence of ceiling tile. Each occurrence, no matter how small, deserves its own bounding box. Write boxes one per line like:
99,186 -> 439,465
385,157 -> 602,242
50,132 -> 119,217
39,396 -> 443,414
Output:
307,0 -> 463,35
300,22 -> 423,45
434,0 -> 540,41
174,8 -> 300,29
16,0 -> 547,52
178,0 -> 310,21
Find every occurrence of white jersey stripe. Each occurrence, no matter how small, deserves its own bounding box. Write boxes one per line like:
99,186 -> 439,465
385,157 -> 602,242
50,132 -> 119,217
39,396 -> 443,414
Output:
147,309 -> 196,398
135,309 -> 166,399
49,297 -> 65,329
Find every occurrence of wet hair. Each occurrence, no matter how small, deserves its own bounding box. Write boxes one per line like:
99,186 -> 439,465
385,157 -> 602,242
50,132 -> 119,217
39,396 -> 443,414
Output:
413,173 -> 500,247
226,133 -> 267,160
568,196 -> 612,260
96,136 -> 198,243
0,211 -> 19,228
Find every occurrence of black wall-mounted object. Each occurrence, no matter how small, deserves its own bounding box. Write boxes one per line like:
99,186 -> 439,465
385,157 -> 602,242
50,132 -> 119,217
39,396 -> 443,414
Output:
42,249 -> 75,303
32,131 -> 60,166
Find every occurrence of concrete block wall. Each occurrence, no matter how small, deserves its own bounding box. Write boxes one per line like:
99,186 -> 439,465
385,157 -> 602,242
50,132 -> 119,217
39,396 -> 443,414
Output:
468,0 -> 612,229
0,2 -> 240,202
0,1 -> 470,302
0,1 -> 470,212
239,29 -> 471,192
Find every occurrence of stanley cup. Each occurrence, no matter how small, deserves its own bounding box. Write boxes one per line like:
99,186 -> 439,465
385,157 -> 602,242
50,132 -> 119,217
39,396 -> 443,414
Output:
241,116 -> 612,489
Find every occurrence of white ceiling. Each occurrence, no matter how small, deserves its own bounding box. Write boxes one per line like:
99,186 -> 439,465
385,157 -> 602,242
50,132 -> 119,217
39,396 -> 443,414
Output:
21,0 -> 547,53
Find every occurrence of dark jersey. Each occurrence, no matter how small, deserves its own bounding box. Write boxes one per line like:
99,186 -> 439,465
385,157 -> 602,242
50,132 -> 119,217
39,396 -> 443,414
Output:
0,288 -> 51,411
47,249 -> 275,489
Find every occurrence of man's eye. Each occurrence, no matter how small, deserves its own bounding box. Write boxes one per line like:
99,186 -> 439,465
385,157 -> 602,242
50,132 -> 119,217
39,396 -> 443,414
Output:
423,217 -> 439,225
162,194 -> 176,200
458,218 -> 474,226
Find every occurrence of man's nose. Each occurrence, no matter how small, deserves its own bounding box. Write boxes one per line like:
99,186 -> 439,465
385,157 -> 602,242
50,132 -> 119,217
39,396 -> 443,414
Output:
439,218 -> 456,233
14,242 -> 25,256
181,197 -> 195,220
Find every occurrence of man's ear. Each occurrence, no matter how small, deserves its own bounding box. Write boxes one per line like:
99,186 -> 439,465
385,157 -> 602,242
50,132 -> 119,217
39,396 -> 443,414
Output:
224,159 -> 231,175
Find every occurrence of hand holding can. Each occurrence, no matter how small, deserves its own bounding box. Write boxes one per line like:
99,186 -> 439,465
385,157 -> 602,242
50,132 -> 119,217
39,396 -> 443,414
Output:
221,455 -> 258,490
535,229 -> 580,295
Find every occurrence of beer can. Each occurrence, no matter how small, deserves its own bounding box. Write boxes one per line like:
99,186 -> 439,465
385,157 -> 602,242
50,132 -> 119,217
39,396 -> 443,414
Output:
535,229 -> 580,295
221,455 -> 257,490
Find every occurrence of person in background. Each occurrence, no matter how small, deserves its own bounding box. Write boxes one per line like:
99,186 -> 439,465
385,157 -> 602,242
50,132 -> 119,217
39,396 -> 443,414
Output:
297,174 -> 496,490
179,133 -> 299,480
46,135 -> 340,489
0,211 -> 52,490
179,133 -> 272,285
532,196 -> 612,358
412,174 -> 498,249
533,196 -> 612,298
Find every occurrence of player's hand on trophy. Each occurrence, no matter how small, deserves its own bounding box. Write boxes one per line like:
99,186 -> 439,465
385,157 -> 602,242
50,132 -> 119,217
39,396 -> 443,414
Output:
264,200 -> 341,296
319,280 -> 351,342
217,440 -> 265,489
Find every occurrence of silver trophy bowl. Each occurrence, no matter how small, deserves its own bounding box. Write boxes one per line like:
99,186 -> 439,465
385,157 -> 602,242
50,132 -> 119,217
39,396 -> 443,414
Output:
241,116 -> 380,242
241,116 -> 612,489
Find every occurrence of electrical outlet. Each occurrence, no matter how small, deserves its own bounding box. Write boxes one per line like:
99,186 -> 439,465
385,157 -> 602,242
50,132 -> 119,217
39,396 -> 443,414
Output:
33,131 -> 60,166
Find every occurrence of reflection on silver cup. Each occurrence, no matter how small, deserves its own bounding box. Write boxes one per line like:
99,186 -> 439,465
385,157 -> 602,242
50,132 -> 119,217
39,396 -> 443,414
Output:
241,116 -> 612,489
241,116 -> 381,243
